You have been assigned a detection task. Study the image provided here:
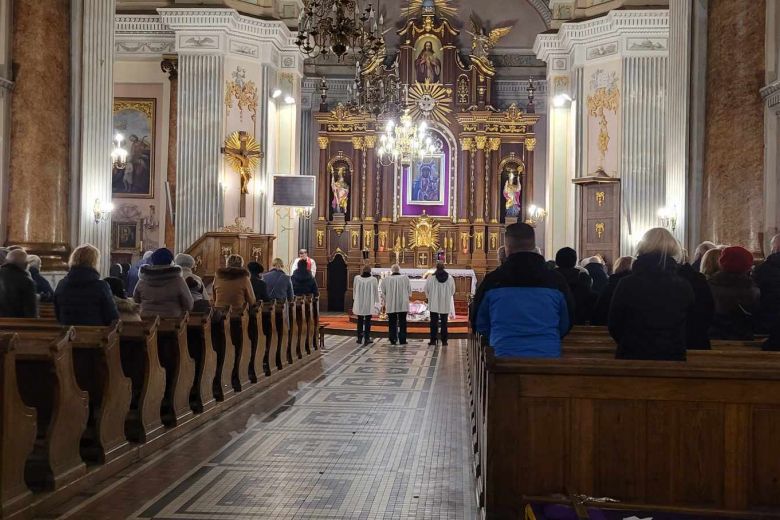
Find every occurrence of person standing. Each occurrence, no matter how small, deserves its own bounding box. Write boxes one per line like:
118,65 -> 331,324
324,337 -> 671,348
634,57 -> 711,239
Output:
380,264 -> 411,345
0,249 -> 38,318
425,262 -> 456,346
555,247 -> 593,324
708,246 -> 760,340
127,250 -> 153,296
352,265 -> 379,345
289,249 -> 317,277
27,254 -> 54,302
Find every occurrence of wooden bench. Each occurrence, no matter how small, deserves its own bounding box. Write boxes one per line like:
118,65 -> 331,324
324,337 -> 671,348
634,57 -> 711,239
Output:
468,334 -> 780,519
186,310 -> 217,413
228,305 -> 252,392
274,300 -> 290,370
247,303 -> 266,382
288,298 -> 300,363
210,307 -> 235,402
261,301 -> 277,376
155,315 -> 195,426
0,334 -> 37,517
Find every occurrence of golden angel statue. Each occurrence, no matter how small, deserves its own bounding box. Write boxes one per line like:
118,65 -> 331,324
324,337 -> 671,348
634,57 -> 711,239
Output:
468,14 -> 512,72
330,166 -> 350,214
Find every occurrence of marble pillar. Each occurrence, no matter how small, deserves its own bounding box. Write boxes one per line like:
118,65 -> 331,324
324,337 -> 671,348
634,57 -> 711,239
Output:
380,162 -> 393,221
0,0 -> 12,246
364,135 -> 376,221
317,136 -> 329,219
474,135 -> 487,223
7,0 -> 71,267
175,53 -> 225,252
763,0 -> 780,247
298,107 -> 313,249
351,137 -> 362,221
77,0 -> 115,274
701,0 -> 766,252
488,138 -> 500,223
457,139 -> 470,222
161,56 -> 178,249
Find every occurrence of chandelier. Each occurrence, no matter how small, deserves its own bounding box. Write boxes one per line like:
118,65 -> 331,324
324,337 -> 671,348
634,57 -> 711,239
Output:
296,0 -> 385,61
346,61 -> 404,117
377,111 -> 440,166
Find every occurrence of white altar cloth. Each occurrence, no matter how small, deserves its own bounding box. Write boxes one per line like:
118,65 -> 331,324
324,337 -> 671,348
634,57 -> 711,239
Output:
370,267 -> 477,295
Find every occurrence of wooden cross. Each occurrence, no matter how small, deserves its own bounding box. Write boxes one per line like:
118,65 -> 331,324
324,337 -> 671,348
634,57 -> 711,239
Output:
221,131 -> 263,217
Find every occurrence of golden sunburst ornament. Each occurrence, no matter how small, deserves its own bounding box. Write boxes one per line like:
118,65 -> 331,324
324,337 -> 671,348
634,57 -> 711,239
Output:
407,82 -> 453,125
402,0 -> 457,18
408,212 -> 440,250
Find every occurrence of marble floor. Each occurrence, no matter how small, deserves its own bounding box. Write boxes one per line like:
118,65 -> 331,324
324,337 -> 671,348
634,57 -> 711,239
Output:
47,336 -> 477,519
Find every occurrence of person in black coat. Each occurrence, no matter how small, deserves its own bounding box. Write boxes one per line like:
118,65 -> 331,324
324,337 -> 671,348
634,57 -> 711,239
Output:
708,246 -> 760,340
291,259 -> 319,296
27,255 -> 54,303
0,249 -> 38,318
608,228 -> 694,361
247,261 -> 269,301
582,257 -> 609,297
677,261 -> 715,349
754,235 -> 780,333
54,245 -> 119,326
554,247 -> 593,324
591,256 -> 633,326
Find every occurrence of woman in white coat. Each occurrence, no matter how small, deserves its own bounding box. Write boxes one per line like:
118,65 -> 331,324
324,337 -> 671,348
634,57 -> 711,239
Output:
424,262 -> 456,346
380,264 -> 412,345
353,265 -> 380,345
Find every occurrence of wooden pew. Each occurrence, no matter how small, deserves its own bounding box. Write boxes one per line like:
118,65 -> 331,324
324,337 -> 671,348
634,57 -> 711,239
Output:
473,340 -> 780,519
272,300 -> 290,371
0,334 -> 37,517
119,319 -> 166,443
186,310 -> 217,413
312,296 -> 321,351
210,307 -> 235,402
247,303 -> 266,382
155,314 -> 195,427
38,304 -> 55,320
301,295 -> 314,356
228,305 -> 252,392
261,301 -> 277,376
14,329 -> 89,491
287,298 -> 300,364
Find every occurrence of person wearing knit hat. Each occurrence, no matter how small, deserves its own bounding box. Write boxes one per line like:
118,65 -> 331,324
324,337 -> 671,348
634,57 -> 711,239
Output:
174,253 -> 209,303
150,247 -> 174,266
133,248 -> 193,318
709,246 -> 760,340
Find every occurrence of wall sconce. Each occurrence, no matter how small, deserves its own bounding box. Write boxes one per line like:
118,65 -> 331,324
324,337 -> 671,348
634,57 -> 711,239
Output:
284,95 -> 296,105
111,133 -> 128,169
93,198 -> 114,223
657,206 -> 678,232
525,204 -> 547,226
271,88 -> 282,99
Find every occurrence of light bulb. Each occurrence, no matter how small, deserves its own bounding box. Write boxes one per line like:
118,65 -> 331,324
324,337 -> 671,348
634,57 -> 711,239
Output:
272,88 -> 282,98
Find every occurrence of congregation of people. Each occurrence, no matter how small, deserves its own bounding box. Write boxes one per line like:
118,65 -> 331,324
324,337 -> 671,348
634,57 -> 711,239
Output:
472,223 -> 780,360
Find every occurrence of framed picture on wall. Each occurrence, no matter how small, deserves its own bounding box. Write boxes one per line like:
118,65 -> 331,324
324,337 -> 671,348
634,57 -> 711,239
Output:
112,221 -> 141,253
406,154 -> 445,205
112,98 -> 156,198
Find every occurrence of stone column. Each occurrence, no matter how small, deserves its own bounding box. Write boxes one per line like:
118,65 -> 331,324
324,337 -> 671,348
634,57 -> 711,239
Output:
487,137 -> 501,223
161,56 -> 178,249
458,138 -> 470,222
351,136 -> 363,220
175,53 -> 225,252
525,136 -> 536,209
701,0 -> 766,252
6,0 -> 71,268
461,138 -> 474,223
0,0 -> 12,246
317,136 -> 329,220
298,107 -> 313,250
762,0 -> 780,247
364,135 -> 377,221
474,134 -> 487,223
77,0 -> 115,274
380,162 -> 393,221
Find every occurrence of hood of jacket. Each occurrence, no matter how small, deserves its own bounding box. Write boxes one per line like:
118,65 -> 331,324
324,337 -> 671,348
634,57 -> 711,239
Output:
216,267 -> 249,281
633,252 -> 679,275
435,269 -> 449,283
139,265 -> 182,286
64,265 -> 101,286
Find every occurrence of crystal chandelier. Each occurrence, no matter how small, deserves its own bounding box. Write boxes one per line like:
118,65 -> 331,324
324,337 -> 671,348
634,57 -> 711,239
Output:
377,111 -> 440,166
296,0 -> 385,61
346,61 -> 404,117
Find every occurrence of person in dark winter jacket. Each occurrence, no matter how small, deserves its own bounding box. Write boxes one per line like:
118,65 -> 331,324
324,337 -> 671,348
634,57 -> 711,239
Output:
591,256 -> 634,326
291,259 -> 319,296
708,246 -> 760,340
691,241 -> 717,273
581,256 -> 609,297
754,234 -> 780,332
677,260 -> 715,349
186,277 -> 213,313
264,258 -> 294,300
54,245 -> 118,326
555,247 -> 593,324
473,223 -> 574,358
27,255 -> 54,302
133,248 -> 193,318
608,228 -> 694,361
0,249 -> 38,318
247,261 -> 269,301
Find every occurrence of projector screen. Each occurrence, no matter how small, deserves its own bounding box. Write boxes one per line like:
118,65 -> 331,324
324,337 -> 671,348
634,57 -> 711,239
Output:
272,175 -> 316,207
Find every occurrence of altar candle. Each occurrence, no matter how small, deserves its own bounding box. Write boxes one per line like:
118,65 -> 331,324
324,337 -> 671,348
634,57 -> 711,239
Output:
402,236 -> 406,248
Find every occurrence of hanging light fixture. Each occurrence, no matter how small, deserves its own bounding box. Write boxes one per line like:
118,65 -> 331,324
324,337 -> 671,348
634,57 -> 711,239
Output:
377,110 -> 440,166
111,133 -> 128,169
296,0 -> 385,62
346,60 -> 404,118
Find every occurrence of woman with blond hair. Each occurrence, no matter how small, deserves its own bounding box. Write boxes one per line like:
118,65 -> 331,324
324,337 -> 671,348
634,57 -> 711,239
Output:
608,228 -> 694,360
54,244 -> 119,325
699,247 -> 724,278
590,256 -> 634,326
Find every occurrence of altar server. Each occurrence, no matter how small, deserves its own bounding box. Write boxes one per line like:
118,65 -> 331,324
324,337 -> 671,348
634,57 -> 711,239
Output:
353,265 -> 379,345
289,249 -> 317,277
425,262 -> 456,346
380,264 -> 412,345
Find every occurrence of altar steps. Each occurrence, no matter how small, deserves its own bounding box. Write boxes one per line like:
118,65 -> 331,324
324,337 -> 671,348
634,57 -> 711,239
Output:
320,314 -> 470,339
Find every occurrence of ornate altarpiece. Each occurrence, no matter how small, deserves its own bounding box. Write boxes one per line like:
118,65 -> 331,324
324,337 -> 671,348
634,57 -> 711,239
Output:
312,2 -> 540,310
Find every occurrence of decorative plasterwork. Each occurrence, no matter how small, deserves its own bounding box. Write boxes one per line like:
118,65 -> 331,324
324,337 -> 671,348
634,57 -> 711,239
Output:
527,0 -> 554,29
760,80 -> 780,110
533,10 -> 669,63
115,15 -> 175,56
586,41 -> 618,60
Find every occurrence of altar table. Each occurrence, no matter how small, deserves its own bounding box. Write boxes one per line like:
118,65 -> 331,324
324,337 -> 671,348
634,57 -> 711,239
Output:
370,268 -> 477,294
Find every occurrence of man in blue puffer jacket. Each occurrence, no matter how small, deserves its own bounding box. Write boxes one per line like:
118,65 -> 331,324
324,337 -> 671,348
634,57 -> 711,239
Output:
471,223 -> 574,358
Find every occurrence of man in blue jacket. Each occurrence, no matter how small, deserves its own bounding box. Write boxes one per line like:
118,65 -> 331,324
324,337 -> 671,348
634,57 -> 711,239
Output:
472,223 -> 574,358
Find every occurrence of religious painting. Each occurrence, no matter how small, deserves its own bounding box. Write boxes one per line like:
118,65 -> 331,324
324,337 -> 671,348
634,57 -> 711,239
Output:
414,36 -> 443,84
112,221 -> 140,253
112,98 -> 155,198
407,155 -> 445,205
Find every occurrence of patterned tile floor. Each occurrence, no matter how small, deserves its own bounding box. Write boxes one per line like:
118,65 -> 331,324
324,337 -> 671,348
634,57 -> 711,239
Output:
51,336 -> 477,519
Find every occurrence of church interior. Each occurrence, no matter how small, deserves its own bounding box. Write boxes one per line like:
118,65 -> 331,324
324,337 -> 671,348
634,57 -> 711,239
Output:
0,0 -> 779,518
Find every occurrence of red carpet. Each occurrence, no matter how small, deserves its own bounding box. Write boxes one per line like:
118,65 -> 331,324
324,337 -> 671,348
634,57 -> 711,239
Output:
320,313 -> 470,339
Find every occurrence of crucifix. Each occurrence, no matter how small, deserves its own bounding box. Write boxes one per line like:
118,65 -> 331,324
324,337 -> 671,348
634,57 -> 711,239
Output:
221,130 -> 263,217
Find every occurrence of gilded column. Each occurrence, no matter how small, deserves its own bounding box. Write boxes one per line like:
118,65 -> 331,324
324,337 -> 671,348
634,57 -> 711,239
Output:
6,0 -> 71,267
175,52 -> 225,252
460,137 -> 473,222
161,56 -> 178,248
380,162 -> 393,221
474,134 -> 487,223
363,135 -> 377,220
525,136 -> 537,210
317,136 -> 329,220
488,137 -> 501,223
351,136 -> 363,220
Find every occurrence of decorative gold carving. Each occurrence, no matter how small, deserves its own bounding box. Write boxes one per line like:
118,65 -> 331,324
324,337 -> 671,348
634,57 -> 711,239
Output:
457,75 -> 469,105
587,70 -> 620,172
221,131 -> 263,194
350,230 -> 359,248
525,137 -> 536,152
408,212 -> 440,250
595,222 -> 605,239
460,232 -> 469,253
224,66 -> 258,123
220,217 -> 254,233
498,152 -> 525,174
460,137 -> 474,152
475,135 -> 487,150
462,123 -> 478,132
351,136 -> 364,150
364,229 -> 374,245
475,231 -> 484,250
378,231 -> 387,250
402,0 -> 457,19
596,191 -> 605,207
220,246 -> 233,258
488,137 -> 501,151
316,229 -> 325,247
113,99 -> 154,121
251,247 -> 263,262
407,82 -> 453,125
364,135 -> 377,149
467,15 -> 512,77
317,136 -> 329,149
489,232 -> 498,250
